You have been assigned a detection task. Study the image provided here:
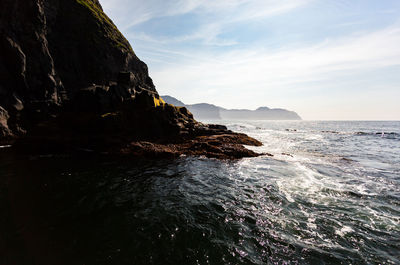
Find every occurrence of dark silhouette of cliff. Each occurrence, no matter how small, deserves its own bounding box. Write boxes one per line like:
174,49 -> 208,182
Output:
0,0 -> 262,159
0,0 -> 156,139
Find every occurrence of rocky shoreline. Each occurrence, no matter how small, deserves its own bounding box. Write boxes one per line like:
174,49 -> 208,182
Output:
0,0 -> 264,159
9,89 -> 263,159
12,126 -> 263,159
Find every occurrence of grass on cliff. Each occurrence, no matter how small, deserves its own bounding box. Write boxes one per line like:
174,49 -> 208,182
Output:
76,0 -> 133,53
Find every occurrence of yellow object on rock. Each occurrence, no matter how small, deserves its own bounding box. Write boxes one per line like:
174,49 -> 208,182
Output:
153,96 -> 166,107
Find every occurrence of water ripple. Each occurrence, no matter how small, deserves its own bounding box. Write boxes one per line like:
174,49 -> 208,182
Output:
1,121 -> 399,264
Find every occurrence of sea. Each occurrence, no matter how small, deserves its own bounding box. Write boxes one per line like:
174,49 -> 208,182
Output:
0,121 -> 399,264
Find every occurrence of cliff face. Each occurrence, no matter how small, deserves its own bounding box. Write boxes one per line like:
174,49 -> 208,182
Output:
45,0 -> 155,94
0,0 -> 155,139
0,0 -> 263,159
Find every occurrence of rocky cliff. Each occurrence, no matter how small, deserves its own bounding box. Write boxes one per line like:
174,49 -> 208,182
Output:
0,0 -> 154,139
0,0 -> 263,158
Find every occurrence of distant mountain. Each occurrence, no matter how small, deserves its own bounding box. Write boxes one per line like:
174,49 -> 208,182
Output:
186,103 -> 222,120
161,96 -> 185,107
161,95 -> 302,120
219,107 -> 301,120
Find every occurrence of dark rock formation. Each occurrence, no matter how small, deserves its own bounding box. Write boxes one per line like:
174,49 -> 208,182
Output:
0,106 -> 12,140
45,0 -> 155,95
162,95 -> 302,120
13,84 -> 263,159
121,133 -> 263,159
0,0 -> 154,137
0,0 -> 263,158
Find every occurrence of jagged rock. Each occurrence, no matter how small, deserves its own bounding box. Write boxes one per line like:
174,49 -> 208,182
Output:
0,106 -> 12,138
0,0 -> 155,137
208,124 -> 228,130
118,72 -> 136,87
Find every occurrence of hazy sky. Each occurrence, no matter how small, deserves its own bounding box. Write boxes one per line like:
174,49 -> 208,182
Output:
101,0 -> 400,120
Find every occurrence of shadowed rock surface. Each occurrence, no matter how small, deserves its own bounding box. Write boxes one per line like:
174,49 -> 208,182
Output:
0,0 -> 154,137
0,0 -> 262,159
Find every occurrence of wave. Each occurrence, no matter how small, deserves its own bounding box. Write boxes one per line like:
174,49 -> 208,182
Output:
308,130 -> 400,139
282,129 -> 400,139
353,131 -> 400,139
317,131 -> 400,137
354,131 -> 398,135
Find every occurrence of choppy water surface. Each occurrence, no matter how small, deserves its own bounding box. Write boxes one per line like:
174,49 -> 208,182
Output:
0,121 -> 399,264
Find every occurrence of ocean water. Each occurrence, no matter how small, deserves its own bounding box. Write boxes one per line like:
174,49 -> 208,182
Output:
0,121 -> 399,264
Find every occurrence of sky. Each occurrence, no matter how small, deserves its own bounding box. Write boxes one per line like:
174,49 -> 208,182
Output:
101,0 -> 400,120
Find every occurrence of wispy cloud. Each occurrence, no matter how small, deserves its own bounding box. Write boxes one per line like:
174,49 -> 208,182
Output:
149,25 -> 400,108
102,0 -> 313,29
102,0 -> 314,48
101,0 -> 400,119
126,23 -> 239,47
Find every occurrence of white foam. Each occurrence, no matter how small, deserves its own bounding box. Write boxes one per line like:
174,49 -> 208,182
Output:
335,226 -> 354,236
